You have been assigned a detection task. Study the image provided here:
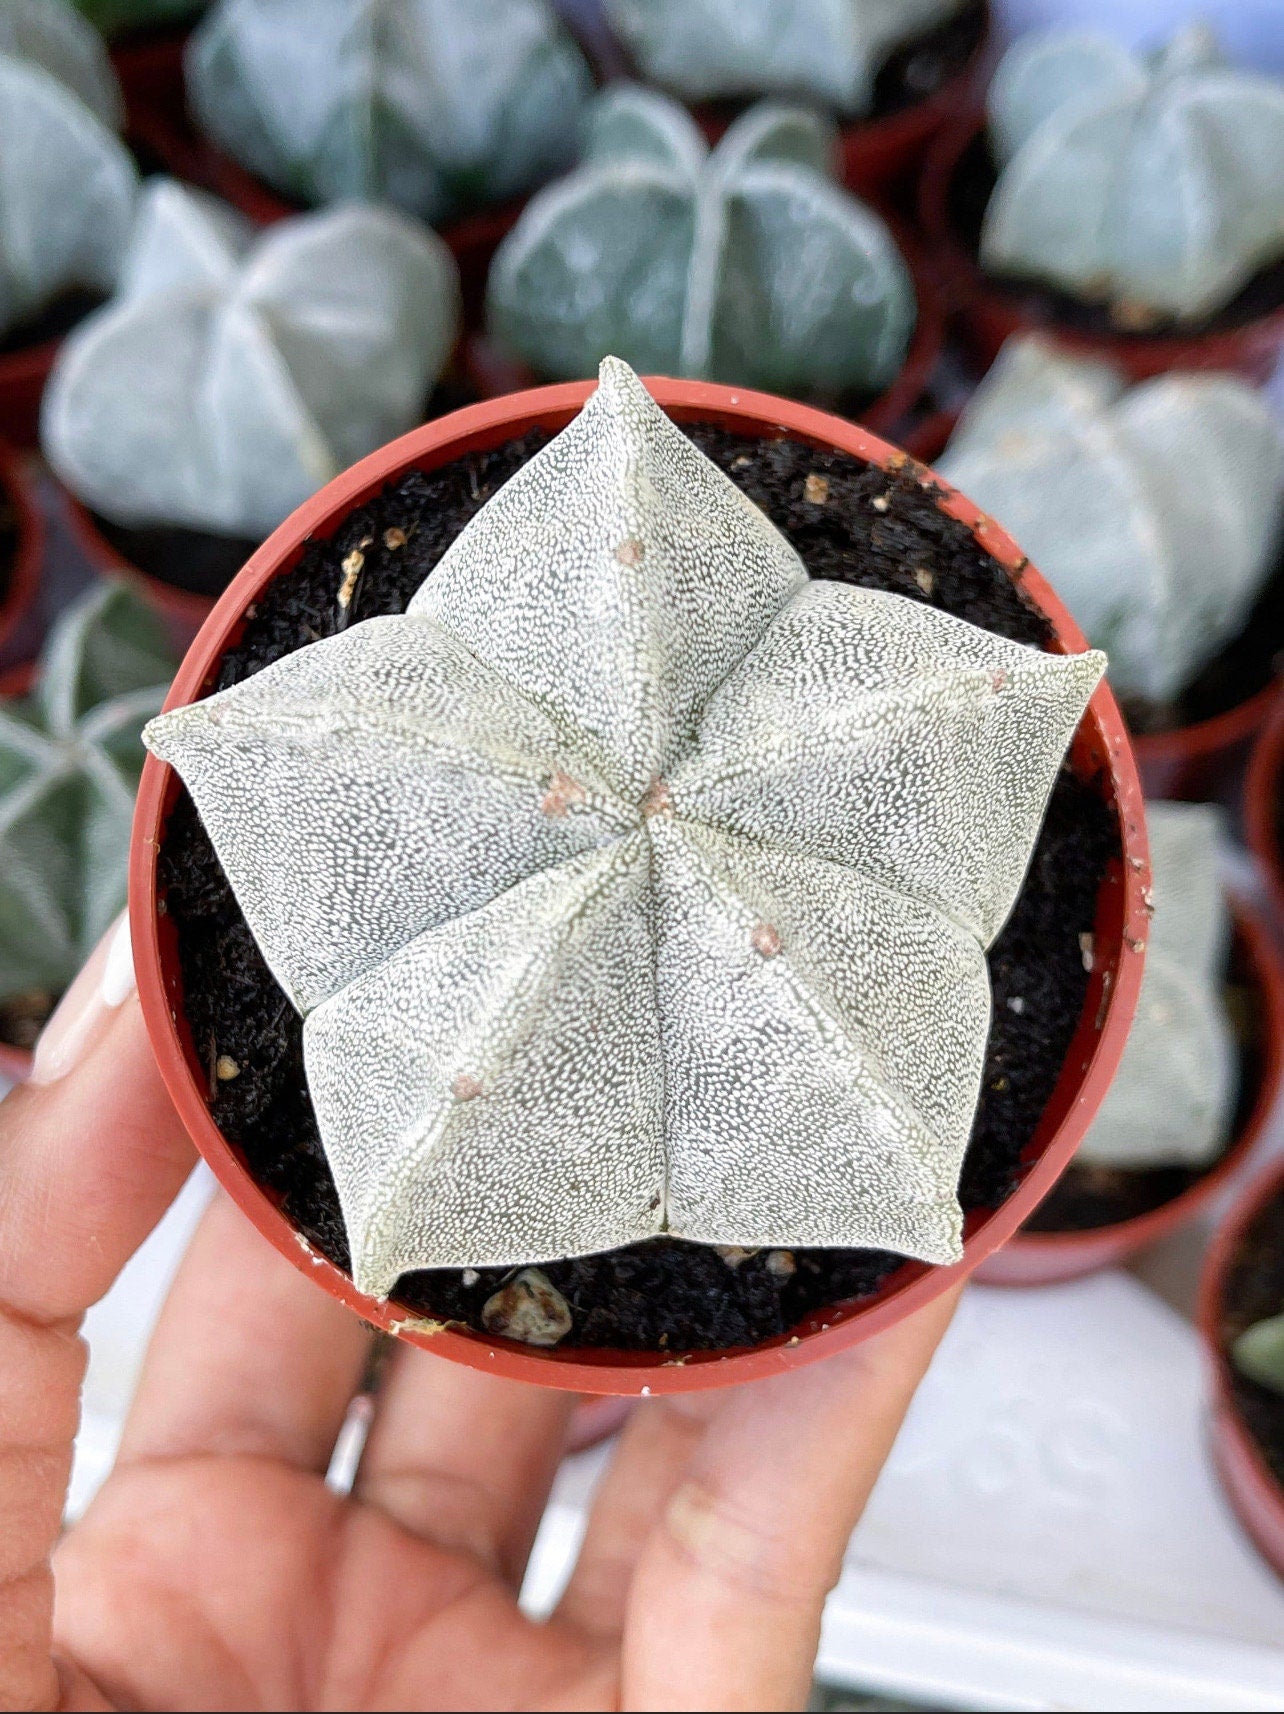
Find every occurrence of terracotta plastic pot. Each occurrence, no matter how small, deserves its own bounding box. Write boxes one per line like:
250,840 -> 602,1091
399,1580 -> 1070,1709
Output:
129,374 -> 1151,1394
1199,1155 -> 1284,1580
919,114 -> 1284,385
1246,690 -> 1284,929
903,409 -> 1283,802
0,658 -> 37,1083
980,895 -> 1284,1287
0,444 -> 43,668
464,223 -> 946,440
65,492 -> 214,655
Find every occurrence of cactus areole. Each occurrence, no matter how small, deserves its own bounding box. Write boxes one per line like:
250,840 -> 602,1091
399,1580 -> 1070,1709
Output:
132,364 -> 1149,1390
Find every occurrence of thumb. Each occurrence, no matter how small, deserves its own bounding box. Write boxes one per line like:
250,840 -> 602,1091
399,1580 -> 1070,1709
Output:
0,916 -> 194,1711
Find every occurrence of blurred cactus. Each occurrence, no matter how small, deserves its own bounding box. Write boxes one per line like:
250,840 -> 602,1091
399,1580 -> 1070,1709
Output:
486,87 -> 915,398
73,0 -> 206,37
0,0 -> 137,340
1234,1312 -> 1284,1396
602,0 -> 966,118
185,0 -> 594,223
937,336 -> 1284,709
0,582 -> 173,1004
1074,803 -> 1234,1173
983,24 -> 1284,322
43,179 -> 461,539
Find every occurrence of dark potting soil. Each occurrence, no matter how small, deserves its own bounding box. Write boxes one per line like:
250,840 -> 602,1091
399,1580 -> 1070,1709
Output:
158,422 -> 1118,1352
1024,928 -> 1261,1233
948,129 -> 1284,341
1221,1185 -> 1284,1491
0,289 -> 104,358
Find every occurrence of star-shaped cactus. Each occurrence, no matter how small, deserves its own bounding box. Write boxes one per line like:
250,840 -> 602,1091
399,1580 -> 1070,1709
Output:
146,359 -> 1105,1297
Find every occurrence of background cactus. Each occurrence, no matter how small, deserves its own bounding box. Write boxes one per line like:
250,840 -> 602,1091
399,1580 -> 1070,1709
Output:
42,178 -> 462,540
982,24 -> 1284,322
1075,803 -> 1234,1172
73,0 -> 206,37
602,0 -> 967,117
487,88 -> 915,398
185,0 -> 594,224
145,358 -> 1103,1295
1234,1313 -> 1284,1396
0,582 -> 173,1006
937,336 -> 1284,709
0,0 -> 137,341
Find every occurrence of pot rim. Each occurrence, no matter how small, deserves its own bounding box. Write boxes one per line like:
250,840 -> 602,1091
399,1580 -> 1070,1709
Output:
1197,1151 -> 1284,1541
1246,689 -> 1284,925
0,444 -> 42,665
919,110 -> 1284,374
985,891 -> 1284,1281
128,373 -> 1151,1394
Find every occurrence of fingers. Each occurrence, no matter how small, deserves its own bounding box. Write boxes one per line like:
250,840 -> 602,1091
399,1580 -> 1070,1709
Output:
354,1350 -> 577,1586
119,1192 -> 371,1473
0,918 -> 195,1713
617,1289 -> 961,1712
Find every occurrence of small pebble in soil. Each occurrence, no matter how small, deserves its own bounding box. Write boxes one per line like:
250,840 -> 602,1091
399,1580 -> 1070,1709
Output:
804,473 -> 830,505
482,1269 -> 573,1347
215,1055 -> 240,1082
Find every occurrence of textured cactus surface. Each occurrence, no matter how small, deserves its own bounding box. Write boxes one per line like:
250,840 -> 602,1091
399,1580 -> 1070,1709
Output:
1234,1312 -> 1284,1396
487,88 -> 915,398
982,25 -> 1284,321
938,337 -> 1284,708
1075,803 -> 1233,1172
146,359 -> 1104,1294
74,0 -> 205,37
42,179 -> 461,539
602,0 -> 966,117
0,0 -> 136,339
0,582 -> 173,1003
185,0 -> 593,223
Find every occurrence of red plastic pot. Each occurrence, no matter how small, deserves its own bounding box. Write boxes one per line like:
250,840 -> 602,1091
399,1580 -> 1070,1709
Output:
0,445 -> 43,667
1199,1154 -> 1284,1580
1246,690 -> 1284,929
904,410 -> 1283,802
0,658 -> 37,1084
0,338 -> 66,450
129,374 -> 1151,1394
464,223 -> 946,440
65,491 -> 215,655
980,894 -> 1284,1286
919,113 -> 1284,385
113,26 -> 191,136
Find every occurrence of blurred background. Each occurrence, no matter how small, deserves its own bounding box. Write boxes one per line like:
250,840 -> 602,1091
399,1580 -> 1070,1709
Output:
4,0 -> 1283,1707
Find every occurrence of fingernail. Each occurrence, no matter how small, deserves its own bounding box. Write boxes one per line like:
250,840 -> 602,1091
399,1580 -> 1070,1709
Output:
30,915 -> 136,1086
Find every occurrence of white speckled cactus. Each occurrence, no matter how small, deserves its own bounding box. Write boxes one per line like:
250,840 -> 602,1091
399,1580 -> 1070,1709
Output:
185,0 -> 593,224
1075,803 -> 1233,1173
1234,1312 -> 1284,1395
145,359 -> 1104,1295
602,0 -> 966,117
0,581 -> 173,1003
487,88 -> 915,397
0,0 -> 136,340
42,179 -> 461,540
937,337 -> 1284,709
982,24 -> 1284,321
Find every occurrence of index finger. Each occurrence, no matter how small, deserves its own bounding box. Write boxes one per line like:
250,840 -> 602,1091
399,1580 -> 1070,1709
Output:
0,918 -> 195,1711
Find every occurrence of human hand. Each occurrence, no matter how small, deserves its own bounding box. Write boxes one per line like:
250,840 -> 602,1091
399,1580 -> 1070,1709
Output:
3,918 -> 960,1713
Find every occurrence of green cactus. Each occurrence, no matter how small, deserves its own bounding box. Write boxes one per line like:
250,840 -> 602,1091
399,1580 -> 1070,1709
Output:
486,87 -> 915,400
0,582 -> 174,1003
1233,1313 -> 1284,1397
73,0 -> 206,37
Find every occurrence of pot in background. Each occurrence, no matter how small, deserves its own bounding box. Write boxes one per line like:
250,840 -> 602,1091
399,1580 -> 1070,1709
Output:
0,658 -> 37,1083
130,374 -> 1150,1394
1246,691 -> 1284,928
1199,1155 -> 1284,1581
919,114 -> 1284,386
65,492 -> 215,655
980,896 -> 1284,1286
0,444 -> 43,668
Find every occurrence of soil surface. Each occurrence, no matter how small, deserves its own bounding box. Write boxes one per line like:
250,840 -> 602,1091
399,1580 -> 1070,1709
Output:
0,289 -> 104,357
1024,929 -> 1261,1232
1221,1185 -> 1284,1491
159,421 -> 1118,1352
